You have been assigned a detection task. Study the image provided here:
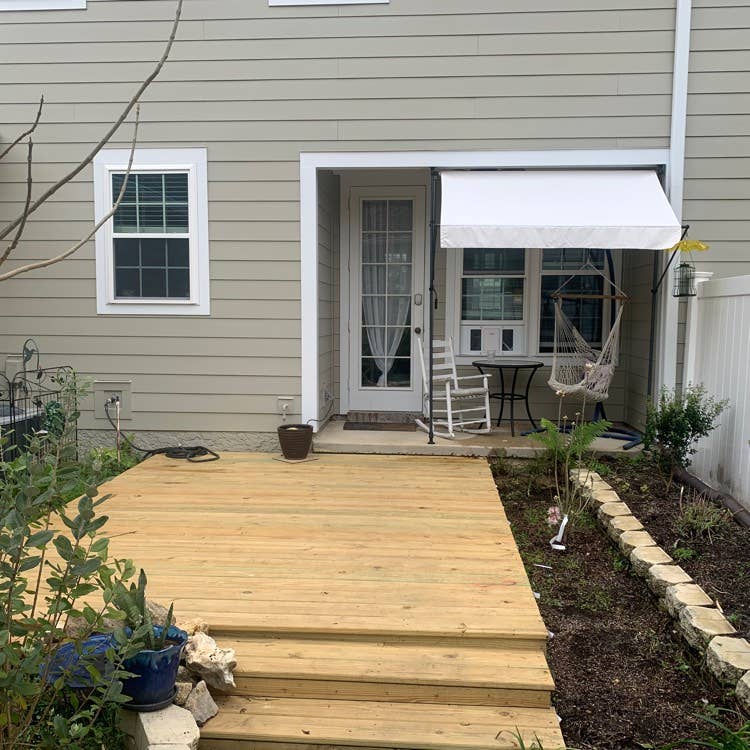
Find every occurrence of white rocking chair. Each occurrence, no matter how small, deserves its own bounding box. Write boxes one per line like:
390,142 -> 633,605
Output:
415,336 -> 492,439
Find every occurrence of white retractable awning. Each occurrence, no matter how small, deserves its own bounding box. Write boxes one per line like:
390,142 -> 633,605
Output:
440,169 -> 681,250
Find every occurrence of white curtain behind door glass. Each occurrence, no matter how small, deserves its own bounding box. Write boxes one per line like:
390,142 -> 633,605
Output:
362,269 -> 411,386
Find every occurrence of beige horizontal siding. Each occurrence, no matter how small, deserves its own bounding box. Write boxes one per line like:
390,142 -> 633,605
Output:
0,0 -> 677,440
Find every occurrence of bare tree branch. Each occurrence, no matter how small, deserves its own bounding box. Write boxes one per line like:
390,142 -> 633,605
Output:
0,138 -> 34,268
0,0 -> 182,244
0,107 -> 140,283
0,95 -> 43,162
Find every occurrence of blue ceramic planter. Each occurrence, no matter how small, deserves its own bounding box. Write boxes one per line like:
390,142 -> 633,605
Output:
122,625 -> 188,711
43,633 -> 117,689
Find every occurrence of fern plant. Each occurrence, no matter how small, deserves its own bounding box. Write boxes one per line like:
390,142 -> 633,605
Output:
530,415 -> 611,530
112,569 -> 173,651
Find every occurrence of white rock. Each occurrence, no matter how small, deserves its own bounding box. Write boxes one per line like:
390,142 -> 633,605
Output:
606,515 -> 644,542
589,488 -> 621,506
184,680 -> 219,726
178,617 -> 210,636
678,605 -> 736,651
597,502 -> 632,522
146,600 -> 175,628
664,583 -> 712,617
706,636 -> 750,686
629,546 -> 673,578
618,529 -> 657,556
647,564 -> 692,597
174,681 -> 194,707
184,631 -> 237,692
120,704 -> 199,750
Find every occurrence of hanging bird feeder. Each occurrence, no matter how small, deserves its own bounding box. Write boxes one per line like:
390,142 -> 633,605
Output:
668,237 -> 710,299
673,260 -> 697,297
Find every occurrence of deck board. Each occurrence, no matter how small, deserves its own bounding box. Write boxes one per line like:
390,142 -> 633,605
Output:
100,453 -> 545,642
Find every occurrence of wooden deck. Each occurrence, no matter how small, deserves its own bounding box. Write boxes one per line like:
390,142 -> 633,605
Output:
100,453 -> 563,749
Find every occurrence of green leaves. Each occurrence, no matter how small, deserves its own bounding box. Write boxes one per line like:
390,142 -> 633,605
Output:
0,369 -> 142,750
644,385 -> 728,475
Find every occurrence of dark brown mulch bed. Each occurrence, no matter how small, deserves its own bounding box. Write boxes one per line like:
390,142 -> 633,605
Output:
599,454 -> 750,639
493,456 -> 743,750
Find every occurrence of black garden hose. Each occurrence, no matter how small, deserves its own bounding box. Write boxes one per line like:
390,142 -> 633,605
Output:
103,401 -> 219,463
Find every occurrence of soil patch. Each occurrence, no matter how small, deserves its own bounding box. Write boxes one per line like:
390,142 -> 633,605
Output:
599,454 -> 750,638
493,455 -> 743,750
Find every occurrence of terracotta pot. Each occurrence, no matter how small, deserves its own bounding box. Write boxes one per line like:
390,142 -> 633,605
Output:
277,424 -> 313,460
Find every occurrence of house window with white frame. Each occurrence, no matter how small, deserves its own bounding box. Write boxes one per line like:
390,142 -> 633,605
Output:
449,248 -> 614,359
94,148 -> 210,316
539,249 -> 608,353
0,1 -> 85,10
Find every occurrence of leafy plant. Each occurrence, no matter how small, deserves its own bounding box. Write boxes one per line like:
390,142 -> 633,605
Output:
674,491 -> 731,544
530,415 -> 611,528
672,546 -> 699,562
653,710 -> 750,749
0,371 -> 143,750
508,730 -> 571,750
644,385 -> 728,480
112,569 -> 174,651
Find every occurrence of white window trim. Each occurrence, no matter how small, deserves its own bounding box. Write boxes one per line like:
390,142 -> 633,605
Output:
0,1 -> 85,9
93,148 -> 210,316
445,248 -> 620,366
270,0 -> 386,5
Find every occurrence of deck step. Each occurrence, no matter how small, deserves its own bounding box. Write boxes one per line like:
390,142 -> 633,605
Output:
224,636 -> 553,707
200,696 -> 565,750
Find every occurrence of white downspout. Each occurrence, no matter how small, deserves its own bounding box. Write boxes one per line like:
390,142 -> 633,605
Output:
660,0 -> 692,391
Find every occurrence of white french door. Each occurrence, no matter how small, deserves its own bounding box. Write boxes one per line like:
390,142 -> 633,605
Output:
346,186 -> 426,413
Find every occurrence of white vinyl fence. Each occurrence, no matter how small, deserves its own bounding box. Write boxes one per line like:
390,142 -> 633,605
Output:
683,274 -> 750,511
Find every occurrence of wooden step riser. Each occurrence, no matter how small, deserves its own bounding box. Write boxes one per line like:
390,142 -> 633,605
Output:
210,629 -> 547,652
232,677 -> 551,709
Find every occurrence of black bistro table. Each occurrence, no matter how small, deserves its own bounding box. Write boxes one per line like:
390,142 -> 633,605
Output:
471,359 -> 544,437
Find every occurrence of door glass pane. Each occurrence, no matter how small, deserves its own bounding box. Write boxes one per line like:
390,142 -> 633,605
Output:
362,200 -> 387,231
387,358 -> 411,387
389,233 -> 412,263
360,199 -> 413,389
361,358 -> 382,388
363,233 -> 386,263
387,265 -> 411,294
389,200 -> 413,231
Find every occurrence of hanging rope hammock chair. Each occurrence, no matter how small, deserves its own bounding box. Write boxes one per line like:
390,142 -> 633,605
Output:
547,263 -> 628,404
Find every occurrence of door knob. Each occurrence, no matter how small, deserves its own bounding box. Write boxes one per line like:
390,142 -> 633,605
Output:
415,327 -> 422,335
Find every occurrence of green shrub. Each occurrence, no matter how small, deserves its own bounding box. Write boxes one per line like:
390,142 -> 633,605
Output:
0,371 -> 144,750
644,385 -> 727,477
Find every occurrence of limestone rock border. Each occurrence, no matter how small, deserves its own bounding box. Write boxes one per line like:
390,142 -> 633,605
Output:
120,705 -> 199,750
570,468 -> 750,712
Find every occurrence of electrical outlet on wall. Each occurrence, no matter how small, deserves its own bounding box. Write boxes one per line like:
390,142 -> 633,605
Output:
94,380 -> 132,420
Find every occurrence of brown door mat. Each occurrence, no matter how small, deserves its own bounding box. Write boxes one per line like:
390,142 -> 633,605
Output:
343,422 -> 417,432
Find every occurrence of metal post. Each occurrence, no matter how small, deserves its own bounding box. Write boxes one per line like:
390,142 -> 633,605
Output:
428,168 -> 439,445
648,224 -> 688,396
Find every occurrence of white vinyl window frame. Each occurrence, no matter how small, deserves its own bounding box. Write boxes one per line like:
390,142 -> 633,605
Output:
0,1 -> 85,9
446,248 -> 619,363
459,249 -> 528,326
93,148 -> 210,316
